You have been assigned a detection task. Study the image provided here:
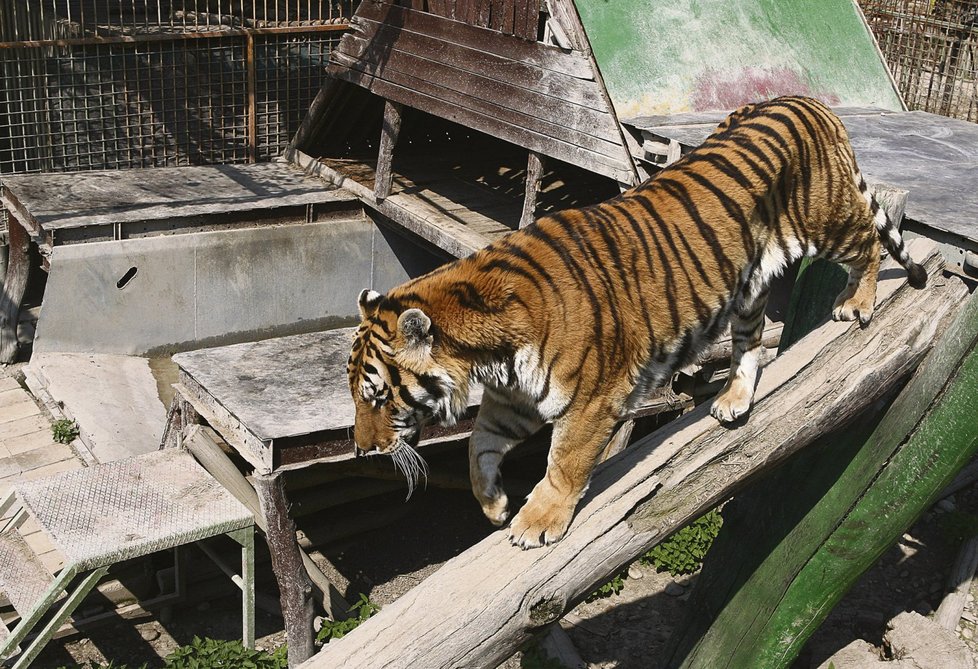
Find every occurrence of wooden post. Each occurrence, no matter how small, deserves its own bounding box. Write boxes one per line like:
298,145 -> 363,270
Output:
375,100 -> 403,201
520,151 -> 545,228
254,472 -> 317,667
184,427 -> 351,620
664,263 -> 978,668
0,218 -> 29,363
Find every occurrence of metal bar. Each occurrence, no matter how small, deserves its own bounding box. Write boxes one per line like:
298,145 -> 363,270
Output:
11,567 -> 109,669
247,32 -> 258,163
231,526 -> 257,649
0,24 -> 349,50
0,566 -> 78,660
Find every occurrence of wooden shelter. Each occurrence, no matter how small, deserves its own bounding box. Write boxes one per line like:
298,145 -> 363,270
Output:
286,0 -> 906,258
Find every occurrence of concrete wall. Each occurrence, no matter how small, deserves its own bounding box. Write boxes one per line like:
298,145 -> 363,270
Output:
35,216 -> 444,356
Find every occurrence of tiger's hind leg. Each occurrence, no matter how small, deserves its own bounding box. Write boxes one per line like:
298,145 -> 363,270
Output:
711,287 -> 770,423
469,390 -> 544,527
832,235 -> 881,326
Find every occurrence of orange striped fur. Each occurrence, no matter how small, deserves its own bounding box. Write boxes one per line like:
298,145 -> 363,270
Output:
347,96 -> 926,548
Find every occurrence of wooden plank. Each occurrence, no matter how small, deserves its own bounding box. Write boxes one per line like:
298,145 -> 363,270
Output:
476,0 -> 492,27
330,43 -> 622,155
544,0 -> 587,51
340,18 -> 603,109
515,0 -> 538,41
427,0 -> 450,17
353,0 -> 592,78
375,101 -> 404,200
290,150 -> 496,257
489,0 -> 506,31
332,33 -> 618,142
520,151 -> 544,228
298,242 -> 958,669
329,61 -> 633,182
254,472 -> 316,666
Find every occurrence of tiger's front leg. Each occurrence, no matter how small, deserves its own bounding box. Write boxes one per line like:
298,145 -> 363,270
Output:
508,406 -> 619,549
469,391 -> 545,527
712,287 -> 770,423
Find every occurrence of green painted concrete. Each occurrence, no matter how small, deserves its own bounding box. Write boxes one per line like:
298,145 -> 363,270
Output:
575,0 -> 904,118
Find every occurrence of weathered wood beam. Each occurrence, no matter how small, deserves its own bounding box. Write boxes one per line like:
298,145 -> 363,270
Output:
0,215 -> 29,363
255,472 -> 317,667
520,151 -> 545,228
298,240 -> 957,669
375,101 -> 403,201
184,427 -> 351,621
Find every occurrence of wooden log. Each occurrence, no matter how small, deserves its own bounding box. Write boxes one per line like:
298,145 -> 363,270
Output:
665,274 -> 978,667
936,535 -> 978,631
375,101 -> 403,201
520,151 -> 545,228
298,241 -> 957,669
255,472 -> 317,667
0,216 -> 29,363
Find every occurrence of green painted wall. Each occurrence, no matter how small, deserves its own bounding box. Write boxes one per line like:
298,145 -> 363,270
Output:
575,0 -> 904,118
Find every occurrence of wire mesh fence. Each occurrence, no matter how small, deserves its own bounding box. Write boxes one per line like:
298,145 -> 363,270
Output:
0,1 -> 355,231
860,0 -> 978,122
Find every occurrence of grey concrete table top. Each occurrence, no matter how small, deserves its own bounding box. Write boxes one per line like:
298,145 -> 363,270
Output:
0,161 -> 356,230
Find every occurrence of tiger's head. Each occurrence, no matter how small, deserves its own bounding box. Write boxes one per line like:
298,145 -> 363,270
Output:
347,289 -> 469,494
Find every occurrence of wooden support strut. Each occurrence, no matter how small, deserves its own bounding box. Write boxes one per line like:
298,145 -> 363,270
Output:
375,100 -> 403,201
0,216 -> 29,363
520,151 -> 545,228
254,472 -> 317,667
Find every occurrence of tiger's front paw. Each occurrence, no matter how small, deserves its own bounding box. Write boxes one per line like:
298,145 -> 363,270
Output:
507,493 -> 575,549
711,383 -> 753,423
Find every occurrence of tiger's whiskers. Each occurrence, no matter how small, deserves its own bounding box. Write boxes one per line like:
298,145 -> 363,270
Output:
389,443 -> 428,500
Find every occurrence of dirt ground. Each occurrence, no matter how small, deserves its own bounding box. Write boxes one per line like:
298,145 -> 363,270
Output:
27,473 -> 978,669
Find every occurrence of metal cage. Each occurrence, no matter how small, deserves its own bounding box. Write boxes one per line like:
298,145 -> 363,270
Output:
861,0 -> 978,122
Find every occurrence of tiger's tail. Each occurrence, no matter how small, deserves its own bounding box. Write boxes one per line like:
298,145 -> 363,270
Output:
859,175 -> 928,289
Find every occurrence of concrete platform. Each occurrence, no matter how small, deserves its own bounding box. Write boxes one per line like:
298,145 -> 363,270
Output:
25,354 -> 167,464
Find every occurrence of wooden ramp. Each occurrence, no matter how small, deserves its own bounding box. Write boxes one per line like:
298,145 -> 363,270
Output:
298,241 -> 974,668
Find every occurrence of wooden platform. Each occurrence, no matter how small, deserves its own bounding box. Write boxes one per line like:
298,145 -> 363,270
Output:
289,145 -> 620,258
171,327 -> 485,474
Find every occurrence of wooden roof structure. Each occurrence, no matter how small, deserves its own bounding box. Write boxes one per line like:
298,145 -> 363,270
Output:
286,0 -> 905,258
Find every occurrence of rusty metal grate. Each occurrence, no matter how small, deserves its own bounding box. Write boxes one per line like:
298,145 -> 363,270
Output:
0,2 -> 356,233
860,0 -> 978,122
0,2 -> 354,170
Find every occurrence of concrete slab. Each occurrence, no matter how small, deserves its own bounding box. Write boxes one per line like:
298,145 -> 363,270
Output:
33,216 -> 429,357
28,353 -> 167,463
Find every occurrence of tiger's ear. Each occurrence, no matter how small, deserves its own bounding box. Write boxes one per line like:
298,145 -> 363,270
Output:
357,289 -> 383,319
397,308 -> 432,349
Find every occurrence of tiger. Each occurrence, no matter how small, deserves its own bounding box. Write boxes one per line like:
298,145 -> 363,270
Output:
346,95 -> 927,549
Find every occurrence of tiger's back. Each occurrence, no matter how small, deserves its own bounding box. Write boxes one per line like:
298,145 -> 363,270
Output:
347,95 -> 926,549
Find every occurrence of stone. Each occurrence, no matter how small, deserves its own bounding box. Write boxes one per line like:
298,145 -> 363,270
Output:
664,582 -> 684,597
138,625 -> 161,642
627,565 -> 643,580
813,639 -> 886,669
938,498 -> 957,512
885,611 -> 975,669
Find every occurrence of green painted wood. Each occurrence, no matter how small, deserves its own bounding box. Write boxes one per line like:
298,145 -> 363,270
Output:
665,288 -> 978,668
574,0 -> 904,119
779,258 -> 848,353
